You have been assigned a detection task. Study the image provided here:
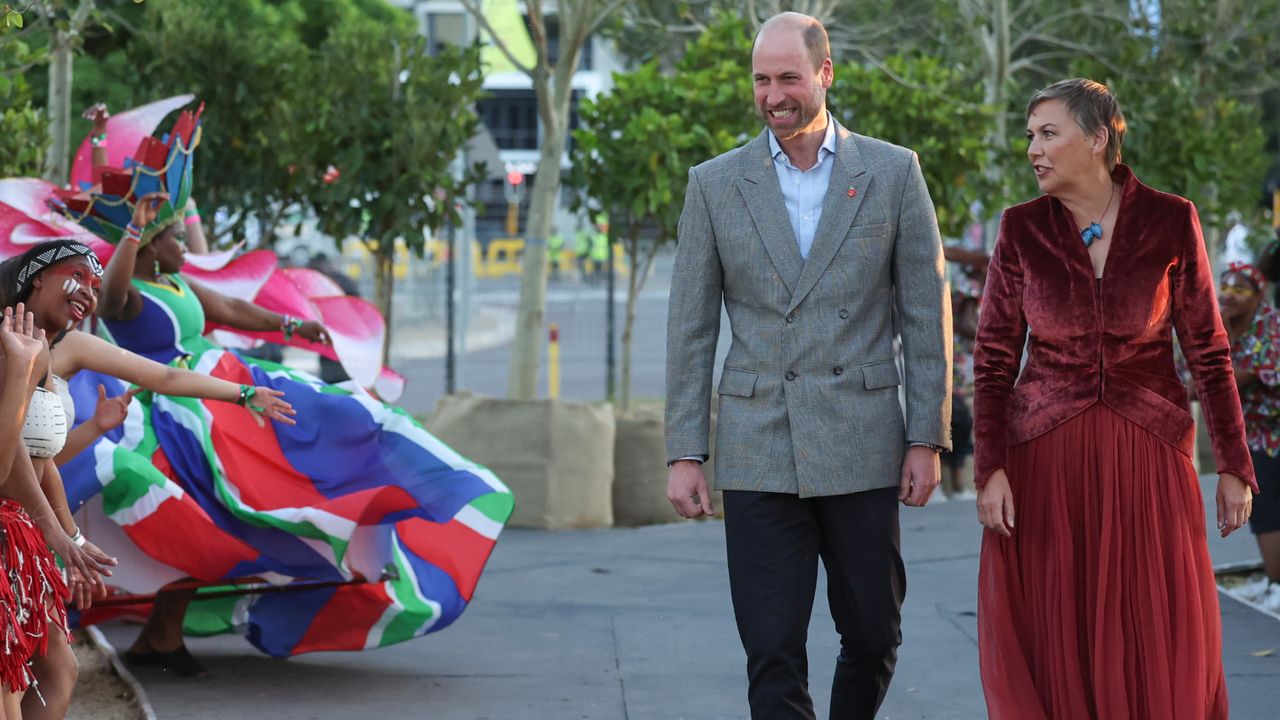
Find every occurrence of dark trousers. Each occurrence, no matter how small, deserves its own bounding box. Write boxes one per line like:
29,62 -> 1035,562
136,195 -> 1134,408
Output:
723,488 -> 905,720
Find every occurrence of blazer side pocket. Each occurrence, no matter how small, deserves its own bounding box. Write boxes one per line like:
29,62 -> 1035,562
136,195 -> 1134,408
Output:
717,368 -> 759,397
861,360 -> 901,389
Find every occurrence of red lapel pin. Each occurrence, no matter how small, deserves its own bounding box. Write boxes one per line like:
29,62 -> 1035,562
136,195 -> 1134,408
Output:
847,186 -> 857,198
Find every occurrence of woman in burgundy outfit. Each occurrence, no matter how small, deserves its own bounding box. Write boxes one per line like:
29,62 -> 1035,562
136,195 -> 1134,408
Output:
973,78 -> 1255,719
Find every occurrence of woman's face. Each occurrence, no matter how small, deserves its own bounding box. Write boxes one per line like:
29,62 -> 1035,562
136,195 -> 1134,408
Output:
1218,273 -> 1261,322
1026,98 -> 1108,196
152,223 -> 187,274
29,256 -> 101,330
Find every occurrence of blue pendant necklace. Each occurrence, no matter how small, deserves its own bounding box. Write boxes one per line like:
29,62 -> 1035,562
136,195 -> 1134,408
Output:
1080,183 -> 1116,248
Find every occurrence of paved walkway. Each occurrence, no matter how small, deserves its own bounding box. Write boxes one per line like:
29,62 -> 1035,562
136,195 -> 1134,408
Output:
99,477 -> 1280,719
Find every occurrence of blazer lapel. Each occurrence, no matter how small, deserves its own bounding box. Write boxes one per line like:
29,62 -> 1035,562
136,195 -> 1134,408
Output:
787,125 -> 869,314
735,132 -> 804,295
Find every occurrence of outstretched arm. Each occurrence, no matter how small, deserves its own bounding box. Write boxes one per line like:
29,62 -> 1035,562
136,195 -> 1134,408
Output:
187,277 -> 329,344
55,331 -> 296,424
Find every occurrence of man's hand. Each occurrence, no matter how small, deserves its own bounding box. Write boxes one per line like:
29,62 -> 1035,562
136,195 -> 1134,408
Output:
898,445 -> 940,507
667,459 -> 714,518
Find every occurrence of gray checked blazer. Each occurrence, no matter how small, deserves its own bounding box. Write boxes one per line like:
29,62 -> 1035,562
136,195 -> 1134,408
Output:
664,121 -> 952,497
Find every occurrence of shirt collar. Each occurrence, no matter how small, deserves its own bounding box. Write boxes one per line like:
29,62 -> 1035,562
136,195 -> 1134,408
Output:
768,112 -> 837,167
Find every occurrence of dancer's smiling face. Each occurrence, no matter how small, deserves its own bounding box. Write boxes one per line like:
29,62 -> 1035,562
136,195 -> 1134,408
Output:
29,256 -> 101,330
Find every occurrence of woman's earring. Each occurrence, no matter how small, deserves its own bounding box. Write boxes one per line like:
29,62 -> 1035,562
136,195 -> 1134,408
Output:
154,259 -> 161,277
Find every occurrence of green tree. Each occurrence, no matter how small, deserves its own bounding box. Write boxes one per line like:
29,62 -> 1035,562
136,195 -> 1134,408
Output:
0,25 -> 48,177
570,14 -> 754,409
304,24 -> 486,365
462,0 -> 624,400
828,54 -> 997,237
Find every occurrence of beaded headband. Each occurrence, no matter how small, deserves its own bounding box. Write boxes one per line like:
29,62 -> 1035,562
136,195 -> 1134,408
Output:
15,241 -> 103,296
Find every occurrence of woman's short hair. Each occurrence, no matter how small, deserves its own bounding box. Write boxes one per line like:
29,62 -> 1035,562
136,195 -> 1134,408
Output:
1027,78 -> 1127,170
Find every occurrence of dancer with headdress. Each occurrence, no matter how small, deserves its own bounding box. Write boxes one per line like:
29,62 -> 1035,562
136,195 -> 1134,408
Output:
53,103 -> 513,674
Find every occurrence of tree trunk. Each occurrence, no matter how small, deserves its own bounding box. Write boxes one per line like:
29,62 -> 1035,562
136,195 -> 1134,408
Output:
506,82 -> 571,399
43,30 -> 72,185
42,0 -> 95,187
619,228 -> 661,412
375,245 -> 396,368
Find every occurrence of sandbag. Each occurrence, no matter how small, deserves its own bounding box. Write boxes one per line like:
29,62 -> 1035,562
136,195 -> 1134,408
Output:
613,400 -> 723,526
426,393 -> 615,529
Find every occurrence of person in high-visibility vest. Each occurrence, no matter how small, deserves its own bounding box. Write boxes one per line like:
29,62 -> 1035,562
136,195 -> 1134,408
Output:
573,225 -> 593,281
547,229 -> 566,281
587,214 -> 609,285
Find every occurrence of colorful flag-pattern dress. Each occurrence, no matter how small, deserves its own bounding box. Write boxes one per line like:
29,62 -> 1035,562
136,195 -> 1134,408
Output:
60,273 -> 512,657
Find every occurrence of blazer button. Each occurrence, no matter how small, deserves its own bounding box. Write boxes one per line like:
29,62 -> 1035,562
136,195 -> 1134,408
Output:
785,370 -> 797,381
786,312 -> 797,323
833,366 -> 844,375
838,309 -> 849,319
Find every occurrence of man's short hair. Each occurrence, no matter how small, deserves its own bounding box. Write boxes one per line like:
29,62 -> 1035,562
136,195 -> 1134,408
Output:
1026,78 -> 1127,170
755,13 -> 830,71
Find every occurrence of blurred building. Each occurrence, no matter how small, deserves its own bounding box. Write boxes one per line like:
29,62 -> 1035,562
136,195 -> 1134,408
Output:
387,0 -> 627,245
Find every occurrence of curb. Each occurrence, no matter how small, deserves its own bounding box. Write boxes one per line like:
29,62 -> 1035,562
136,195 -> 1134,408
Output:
84,625 -> 158,720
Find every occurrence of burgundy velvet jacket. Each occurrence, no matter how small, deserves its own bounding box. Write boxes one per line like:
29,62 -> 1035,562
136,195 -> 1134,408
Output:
973,164 -> 1256,491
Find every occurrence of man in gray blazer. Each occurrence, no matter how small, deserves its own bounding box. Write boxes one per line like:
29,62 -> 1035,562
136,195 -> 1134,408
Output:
664,12 -> 952,720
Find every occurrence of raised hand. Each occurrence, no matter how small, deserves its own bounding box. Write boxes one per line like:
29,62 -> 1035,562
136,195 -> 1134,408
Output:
81,103 -> 110,134
91,384 -> 143,433
129,191 -> 171,230
1,304 -> 48,376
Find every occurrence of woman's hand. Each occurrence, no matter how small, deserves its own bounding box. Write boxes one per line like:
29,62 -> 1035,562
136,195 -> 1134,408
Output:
81,103 -> 110,134
1216,472 -> 1253,538
92,384 -> 142,433
247,386 -> 296,425
977,468 -> 1016,537
295,320 -> 330,345
67,538 -> 117,609
130,191 -> 170,230
47,531 -> 112,602
1,303 -> 48,377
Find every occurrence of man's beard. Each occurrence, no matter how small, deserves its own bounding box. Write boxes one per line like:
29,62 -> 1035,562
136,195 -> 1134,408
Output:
757,86 -> 825,141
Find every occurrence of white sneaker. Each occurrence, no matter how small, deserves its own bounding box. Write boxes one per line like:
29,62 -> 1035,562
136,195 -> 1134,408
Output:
1259,583 -> 1280,613
954,489 -> 978,501
1233,575 -> 1272,603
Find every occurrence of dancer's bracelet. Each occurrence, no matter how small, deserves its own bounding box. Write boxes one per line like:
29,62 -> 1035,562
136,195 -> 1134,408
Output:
280,315 -> 303,341
69,527 -> 86,547
123,223 -> 143,245
237,384 -> 264,413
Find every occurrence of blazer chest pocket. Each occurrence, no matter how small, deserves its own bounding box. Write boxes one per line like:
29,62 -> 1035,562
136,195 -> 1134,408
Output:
847,222 -> 890,240
861,360 -> 900,390
718,368 -> 758,398
848,223 -> 890,259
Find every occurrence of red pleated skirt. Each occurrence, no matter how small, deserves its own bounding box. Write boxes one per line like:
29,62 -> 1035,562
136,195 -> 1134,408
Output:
978,404 -> 1228,719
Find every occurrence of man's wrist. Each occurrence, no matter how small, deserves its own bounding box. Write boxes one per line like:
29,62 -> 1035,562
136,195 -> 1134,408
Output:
909,442 -> 945,453
668,455 -> 706,467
